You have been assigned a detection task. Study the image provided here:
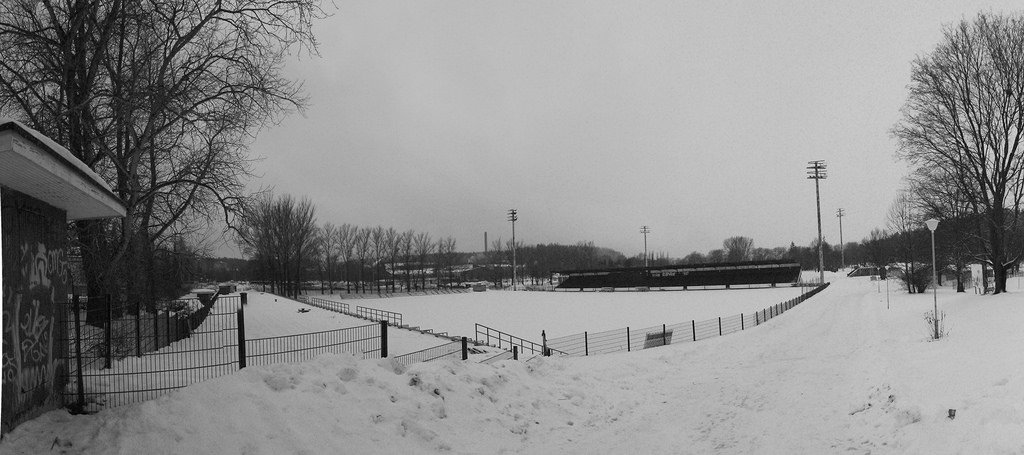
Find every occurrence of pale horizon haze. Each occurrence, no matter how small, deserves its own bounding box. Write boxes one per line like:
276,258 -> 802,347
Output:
218,1 -> 1024,259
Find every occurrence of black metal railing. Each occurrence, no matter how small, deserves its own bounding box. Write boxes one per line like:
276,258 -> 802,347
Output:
479,350 -> 516,364
542,282 -> 830,357
393,339 -> 464,367
356,306 -> 403,326
58,295 -> 241,412
297,295 -> 351,315
244,323 -> 382,366
475,324 -> 568,356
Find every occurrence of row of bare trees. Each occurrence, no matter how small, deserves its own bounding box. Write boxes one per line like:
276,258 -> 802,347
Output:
236,193 -> 318,299
310,223 -> 459,294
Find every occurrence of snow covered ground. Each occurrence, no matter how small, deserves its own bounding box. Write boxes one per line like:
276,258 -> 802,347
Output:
320,285 -> 810,342
4,276 -> 1024,453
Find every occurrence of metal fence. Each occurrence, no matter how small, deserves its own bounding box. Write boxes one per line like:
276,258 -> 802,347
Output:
356,306 -> 403,326
393,339 -> 465,367
479,350 -> 516,364
296,295 -> 404,327
245,323 -> 382,366
545,282 -> 830,356
298,295 -> 351,315
475,323 -> 567,356
58,295 -> 241,412
56,294 -> 390,413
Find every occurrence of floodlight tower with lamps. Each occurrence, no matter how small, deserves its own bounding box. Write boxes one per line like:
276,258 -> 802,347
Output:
926,218 -> 940,339
807,160 -> 827,284
836,208 -> 845,269
508,209 -> 518,291
640,225 -> 651,268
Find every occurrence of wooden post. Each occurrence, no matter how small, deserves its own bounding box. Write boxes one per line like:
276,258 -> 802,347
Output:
542,330 -> 548,357
513,346 -> 518,361
461,337 -> 468,360
692,320 -> 696,341
662,324 -> 667,346
741,313 -> 744,330
626,327 -> 631,352
718,317 -> 722,336
584,331 -> 589,356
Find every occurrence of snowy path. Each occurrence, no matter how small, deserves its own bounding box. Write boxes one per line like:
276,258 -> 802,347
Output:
4,276 -> 1024,454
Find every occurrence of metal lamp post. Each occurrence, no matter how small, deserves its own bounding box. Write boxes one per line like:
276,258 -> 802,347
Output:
836,208 -> 845,269
508,209 -> 518,291
640,225 -> 651,268
925,218 -> 940,339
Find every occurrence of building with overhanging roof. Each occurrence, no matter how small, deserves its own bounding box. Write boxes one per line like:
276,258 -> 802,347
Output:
1,119 -> 125,434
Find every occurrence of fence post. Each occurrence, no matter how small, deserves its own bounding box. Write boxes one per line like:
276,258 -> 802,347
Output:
237,307 -> 246,369
741,313 -> 745,330
153,305 -> 160,350
241,292 -> 247,306
380,320 -> 388,358
692,320 -> 696,341
718,317 -> 722,336
756,312 -> 760,325
542,330 -> 548,357
72,295 -> 85,409
461,337 -> 468,360
626,327 -> 631,352
513,346 -> 518,361
166,310 -> 172,344
584,331 -> 589,356
135,299 -> 142,357
104,295 -> 112,369
663,324 -> 668,346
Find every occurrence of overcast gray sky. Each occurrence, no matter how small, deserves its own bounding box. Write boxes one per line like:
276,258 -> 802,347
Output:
236,0 -> 1022,258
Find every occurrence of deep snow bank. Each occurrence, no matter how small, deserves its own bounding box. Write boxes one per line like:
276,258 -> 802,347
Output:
3,277 -> 1024,454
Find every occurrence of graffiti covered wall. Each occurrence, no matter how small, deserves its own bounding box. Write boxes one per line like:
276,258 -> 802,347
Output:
1,187 -> 70,434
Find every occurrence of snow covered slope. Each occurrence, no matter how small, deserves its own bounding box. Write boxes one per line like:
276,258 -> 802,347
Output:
3,277 -> 1023,454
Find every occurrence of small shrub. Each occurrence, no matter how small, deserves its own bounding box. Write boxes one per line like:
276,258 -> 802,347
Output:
924,310 -> 948,340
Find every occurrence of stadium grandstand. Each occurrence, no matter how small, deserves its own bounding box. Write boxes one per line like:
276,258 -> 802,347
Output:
553,260 -> 802,290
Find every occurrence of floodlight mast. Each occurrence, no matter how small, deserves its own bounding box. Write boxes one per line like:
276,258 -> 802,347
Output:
508,209 -> 518,291
807,160 -> 827,284
640,226 -> 651,269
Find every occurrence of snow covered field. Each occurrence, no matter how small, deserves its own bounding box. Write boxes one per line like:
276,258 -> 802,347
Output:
317,285 -> 809,342
4,276 -> 1024,453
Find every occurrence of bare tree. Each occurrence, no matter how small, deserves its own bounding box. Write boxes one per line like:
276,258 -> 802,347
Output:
335,224 -> 355,293
909,167 -> 976,291
384,227 -> 400,292
399,230 -> 415,292
369,226 -> 387,294
317,223 -> 339,294
723,236 -> 755,262
352,227 -> 371,293
888,193 -> 928,293
0,0 -> 326,307
236,193 -> 317,299
489,238 -> 505,288
862,228 -> 891,279
894,13 -> 1024,294
413,232 -> 434,290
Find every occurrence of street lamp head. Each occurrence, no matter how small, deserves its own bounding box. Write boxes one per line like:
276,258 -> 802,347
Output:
925,218 -> 939,232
